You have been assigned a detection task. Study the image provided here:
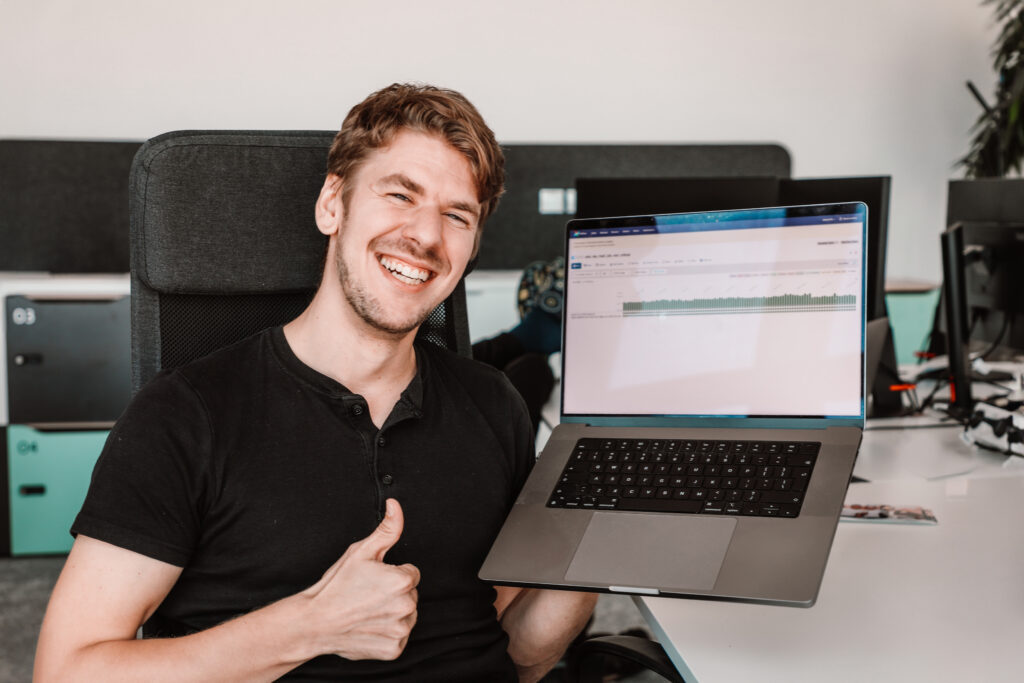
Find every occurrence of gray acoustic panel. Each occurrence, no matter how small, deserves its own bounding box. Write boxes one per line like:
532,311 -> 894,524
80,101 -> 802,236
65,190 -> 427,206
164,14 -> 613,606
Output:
477,143 -> 791,270
948,178 -> 1024,226
0,140 -> 142,273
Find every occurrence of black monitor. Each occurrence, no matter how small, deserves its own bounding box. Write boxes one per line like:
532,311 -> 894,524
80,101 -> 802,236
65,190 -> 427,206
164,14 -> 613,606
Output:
945,179 -> 1024,353
575,175 -> 899,415
938,220 -> 1024,418
947,221 -> 1024,350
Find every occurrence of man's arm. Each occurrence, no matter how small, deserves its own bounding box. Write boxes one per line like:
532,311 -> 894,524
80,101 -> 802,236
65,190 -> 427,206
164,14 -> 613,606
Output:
35,499 -> 419,683
495,586 -> 598,683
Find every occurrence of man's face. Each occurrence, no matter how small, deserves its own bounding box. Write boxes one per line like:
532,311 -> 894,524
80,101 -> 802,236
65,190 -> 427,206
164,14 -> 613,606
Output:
322,130 -> 481,337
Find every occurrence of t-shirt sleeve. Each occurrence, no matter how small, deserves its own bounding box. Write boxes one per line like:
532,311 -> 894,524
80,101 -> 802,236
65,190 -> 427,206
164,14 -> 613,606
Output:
71,372 -> 213,567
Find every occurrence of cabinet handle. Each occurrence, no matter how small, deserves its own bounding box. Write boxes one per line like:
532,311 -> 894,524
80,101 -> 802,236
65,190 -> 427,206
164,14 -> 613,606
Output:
18,485 -> 46,496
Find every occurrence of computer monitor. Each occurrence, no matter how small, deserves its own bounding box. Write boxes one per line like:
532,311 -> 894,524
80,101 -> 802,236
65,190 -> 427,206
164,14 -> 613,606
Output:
947,220 -> 1024,348
945,179 -> 1024,353
576,175 -> 900,415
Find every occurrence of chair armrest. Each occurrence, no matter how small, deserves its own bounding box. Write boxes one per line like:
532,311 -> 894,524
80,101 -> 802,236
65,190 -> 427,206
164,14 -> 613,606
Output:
567,634 -> 686,682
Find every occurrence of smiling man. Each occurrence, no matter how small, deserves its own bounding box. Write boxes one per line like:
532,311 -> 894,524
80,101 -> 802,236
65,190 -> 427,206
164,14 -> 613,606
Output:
35,84 -> 597,682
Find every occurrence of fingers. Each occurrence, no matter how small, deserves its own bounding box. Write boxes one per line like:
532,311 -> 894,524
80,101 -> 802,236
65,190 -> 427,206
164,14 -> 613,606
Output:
395,562 -> 420,587
351,499 -> 405,562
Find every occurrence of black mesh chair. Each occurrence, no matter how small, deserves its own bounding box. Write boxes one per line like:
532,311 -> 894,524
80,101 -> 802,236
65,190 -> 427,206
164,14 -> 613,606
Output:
564,633 -> 686,682
128,130 -> 470,391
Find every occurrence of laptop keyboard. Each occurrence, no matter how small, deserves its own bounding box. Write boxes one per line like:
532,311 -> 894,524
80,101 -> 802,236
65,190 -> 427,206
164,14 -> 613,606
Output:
547,438 -> 819,518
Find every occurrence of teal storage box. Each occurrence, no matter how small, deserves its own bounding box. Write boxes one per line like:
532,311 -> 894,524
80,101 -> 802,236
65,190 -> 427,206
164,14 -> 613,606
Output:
6,425 -> 107,555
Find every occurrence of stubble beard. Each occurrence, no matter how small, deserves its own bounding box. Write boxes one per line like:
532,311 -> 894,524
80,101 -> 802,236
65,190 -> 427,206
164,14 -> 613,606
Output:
335,222 -> 442,337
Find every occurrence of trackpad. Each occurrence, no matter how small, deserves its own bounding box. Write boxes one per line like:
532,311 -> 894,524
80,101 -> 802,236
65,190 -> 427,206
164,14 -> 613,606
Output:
564,513 -> 736,591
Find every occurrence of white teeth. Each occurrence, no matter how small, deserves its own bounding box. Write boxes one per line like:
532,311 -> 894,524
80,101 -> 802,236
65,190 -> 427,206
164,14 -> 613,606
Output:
379,256 -> 429,283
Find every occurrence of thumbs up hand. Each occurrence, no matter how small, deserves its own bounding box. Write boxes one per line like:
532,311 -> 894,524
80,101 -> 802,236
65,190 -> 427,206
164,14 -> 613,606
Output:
302,499 -> 420,662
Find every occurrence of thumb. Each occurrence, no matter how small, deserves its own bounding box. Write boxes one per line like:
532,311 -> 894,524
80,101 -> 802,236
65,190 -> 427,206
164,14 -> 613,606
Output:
354,498 -> 404,562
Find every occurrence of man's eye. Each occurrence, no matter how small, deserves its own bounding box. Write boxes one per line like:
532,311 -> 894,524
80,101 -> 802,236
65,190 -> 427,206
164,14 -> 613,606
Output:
445,213 -> 473,228
390,193 -> 411,202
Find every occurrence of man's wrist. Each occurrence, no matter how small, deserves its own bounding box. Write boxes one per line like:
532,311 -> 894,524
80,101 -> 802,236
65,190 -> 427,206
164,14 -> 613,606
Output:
267,591 -> 327,665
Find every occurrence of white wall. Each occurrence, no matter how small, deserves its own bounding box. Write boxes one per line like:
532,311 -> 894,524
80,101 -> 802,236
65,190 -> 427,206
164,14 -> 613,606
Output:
0,0 -> 998,283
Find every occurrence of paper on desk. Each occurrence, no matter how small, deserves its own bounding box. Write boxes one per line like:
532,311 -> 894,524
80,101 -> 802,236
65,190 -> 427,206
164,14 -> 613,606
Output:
840,504 -> 937,525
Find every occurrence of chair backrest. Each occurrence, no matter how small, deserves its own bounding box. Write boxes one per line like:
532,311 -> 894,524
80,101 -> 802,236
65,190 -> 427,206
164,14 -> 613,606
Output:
129,130 -> 471,394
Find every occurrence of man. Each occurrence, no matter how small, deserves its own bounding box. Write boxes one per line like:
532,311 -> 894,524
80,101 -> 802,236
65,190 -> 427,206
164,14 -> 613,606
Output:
35,84 -> 597,681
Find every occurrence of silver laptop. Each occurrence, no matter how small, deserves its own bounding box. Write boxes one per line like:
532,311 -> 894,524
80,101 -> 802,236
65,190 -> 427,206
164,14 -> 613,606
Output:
480,202 -> 866,607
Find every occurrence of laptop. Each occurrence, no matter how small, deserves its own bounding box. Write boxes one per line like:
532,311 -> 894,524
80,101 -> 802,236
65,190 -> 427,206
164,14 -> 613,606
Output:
479,202 -> 866,607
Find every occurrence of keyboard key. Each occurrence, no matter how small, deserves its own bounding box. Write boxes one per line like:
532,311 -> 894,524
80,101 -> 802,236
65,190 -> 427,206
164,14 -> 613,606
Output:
761,491 -> 804,505
620,498 -> 703,514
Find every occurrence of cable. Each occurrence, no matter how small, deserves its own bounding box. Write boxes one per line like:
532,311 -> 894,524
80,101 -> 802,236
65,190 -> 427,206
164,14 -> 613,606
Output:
917,378 -> 949,412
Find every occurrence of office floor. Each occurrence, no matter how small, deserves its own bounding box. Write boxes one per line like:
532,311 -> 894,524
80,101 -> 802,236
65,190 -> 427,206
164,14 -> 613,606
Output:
0,556 -> 664,682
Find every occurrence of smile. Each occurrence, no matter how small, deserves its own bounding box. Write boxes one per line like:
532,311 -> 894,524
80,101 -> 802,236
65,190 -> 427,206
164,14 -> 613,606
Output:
379,255 -> 432,285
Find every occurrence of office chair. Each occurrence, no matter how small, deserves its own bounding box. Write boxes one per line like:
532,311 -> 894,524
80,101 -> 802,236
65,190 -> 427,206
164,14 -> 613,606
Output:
128,130 -> 470,391
566,633 -> 686,683
129,129 -> 683,683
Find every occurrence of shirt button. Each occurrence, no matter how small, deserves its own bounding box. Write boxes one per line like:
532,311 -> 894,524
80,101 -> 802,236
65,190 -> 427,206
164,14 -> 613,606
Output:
377,436 -> 386,447
381,474 -> 394,486
351,404 -> 364,416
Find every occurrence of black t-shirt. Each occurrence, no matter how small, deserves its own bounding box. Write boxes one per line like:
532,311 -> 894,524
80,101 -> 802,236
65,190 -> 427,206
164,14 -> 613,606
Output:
73,327 -> 535,681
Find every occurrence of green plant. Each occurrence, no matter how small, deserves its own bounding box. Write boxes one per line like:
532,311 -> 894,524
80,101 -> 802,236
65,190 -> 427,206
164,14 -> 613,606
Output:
961,0 -> 1024,177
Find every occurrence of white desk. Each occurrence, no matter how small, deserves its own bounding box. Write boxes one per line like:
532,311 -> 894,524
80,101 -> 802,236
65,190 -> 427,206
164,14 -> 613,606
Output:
856,419 -> 1024,481
638,426 -> 1024,683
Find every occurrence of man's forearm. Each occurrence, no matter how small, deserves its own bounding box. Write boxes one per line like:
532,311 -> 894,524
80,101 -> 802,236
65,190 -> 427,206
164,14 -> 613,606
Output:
37,592 -> 317,683
499,589 -> 598,683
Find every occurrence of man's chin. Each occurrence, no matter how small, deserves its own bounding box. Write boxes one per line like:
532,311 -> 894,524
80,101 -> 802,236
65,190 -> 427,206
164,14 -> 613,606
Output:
357,307 -> 434,338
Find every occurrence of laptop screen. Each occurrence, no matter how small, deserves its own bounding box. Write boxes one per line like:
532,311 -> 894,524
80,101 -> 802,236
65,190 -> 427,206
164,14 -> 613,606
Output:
561,203 -> 866,420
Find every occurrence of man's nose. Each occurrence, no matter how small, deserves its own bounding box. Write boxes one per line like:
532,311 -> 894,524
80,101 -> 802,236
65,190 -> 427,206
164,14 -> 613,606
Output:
401,205 -> 444,247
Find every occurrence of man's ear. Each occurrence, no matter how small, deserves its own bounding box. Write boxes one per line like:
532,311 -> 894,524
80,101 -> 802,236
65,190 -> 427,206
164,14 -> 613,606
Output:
315,174 -> 344,236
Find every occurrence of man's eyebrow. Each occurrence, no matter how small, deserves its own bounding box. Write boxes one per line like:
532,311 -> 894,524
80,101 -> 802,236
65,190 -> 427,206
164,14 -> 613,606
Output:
449,200 -> 481,219
378,173 -> 425,196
